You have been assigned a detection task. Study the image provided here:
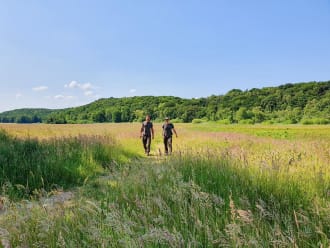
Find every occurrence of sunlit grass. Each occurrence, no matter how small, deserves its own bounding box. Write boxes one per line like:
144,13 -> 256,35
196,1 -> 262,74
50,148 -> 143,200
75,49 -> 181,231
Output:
0,128 -> 136,199
186,122 -> 330,140
0,123 -> 329,246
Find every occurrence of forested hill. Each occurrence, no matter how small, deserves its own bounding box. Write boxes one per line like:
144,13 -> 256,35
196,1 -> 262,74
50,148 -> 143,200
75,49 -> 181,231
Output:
0,108 -> 56,123
1,81 -> 329,124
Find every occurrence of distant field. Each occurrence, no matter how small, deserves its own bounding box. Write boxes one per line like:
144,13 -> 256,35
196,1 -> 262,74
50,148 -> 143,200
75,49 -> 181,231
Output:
2,122 -> 329,139
0,123 -> 329,246
1,122 -> 329,149
186,122 -> 330,140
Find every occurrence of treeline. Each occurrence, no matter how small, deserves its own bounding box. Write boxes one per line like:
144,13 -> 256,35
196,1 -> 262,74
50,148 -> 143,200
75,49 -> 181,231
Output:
1,81 -> 330,124
0,108 -> 55,123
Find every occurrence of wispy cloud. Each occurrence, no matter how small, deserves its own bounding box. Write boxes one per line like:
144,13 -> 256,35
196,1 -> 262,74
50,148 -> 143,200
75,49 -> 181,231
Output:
54,94 -> 65,100
84,91 -> 94,96
32,86 -> 48,92
64,80 -> 100,99
54,95 -> 75,100
64,81 -> 78,89
15,93 -> 23,99
65,81 -> 94,91
129,88 -> 137,93
80,83 -> 93,91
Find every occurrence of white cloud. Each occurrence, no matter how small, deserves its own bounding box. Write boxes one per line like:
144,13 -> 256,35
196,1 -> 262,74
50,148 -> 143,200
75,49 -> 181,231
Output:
32,86 -> 48,92
54,94 -> 65,100
80,83 -> 93,91
129,89 -> 137,93
65,81 -> 94,91
65,81 -> 79,89
84,91 -> 94,96
54,95 -> 76,100
63,80 -> 100,101
15,93 -> 23,99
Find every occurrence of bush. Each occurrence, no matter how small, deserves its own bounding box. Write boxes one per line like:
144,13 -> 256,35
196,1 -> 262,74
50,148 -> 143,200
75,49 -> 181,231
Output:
192,119 -> 203,124
238,119 -> 254,124
313,118 -> 330,124
281,119 -> 298,124
216,119 -> 232,124
263,120 -> 275,125
192,118 -> 208,124
301,119 -> 313,125
301,118 -> 329,125
171,118 -> 184,123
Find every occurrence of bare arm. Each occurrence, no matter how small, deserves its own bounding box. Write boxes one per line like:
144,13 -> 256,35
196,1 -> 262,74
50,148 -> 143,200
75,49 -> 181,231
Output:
172,128 -> 178,138
140,124 -> 144,138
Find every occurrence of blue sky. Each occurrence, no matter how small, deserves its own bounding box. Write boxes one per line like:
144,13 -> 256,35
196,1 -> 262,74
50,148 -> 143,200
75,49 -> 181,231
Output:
1,0 -> 329,112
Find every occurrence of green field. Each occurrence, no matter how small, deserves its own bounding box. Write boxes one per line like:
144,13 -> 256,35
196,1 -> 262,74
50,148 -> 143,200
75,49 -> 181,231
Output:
0,123 -> 329,247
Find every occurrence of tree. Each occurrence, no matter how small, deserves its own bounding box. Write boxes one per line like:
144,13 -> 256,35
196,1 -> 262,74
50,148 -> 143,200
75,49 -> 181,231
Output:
133,110 -> 145,122
235,107 -> 251,122
93,110 -> 106,122
112,110 -> 122,123
17,115 -> 31,123
1,81 -> 329,124
303,99 -> 320,119
251,107 -> 265,123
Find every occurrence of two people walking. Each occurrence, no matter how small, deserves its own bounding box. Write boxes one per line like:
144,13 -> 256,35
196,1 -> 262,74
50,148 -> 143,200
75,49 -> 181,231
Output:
140,115 -> 178,156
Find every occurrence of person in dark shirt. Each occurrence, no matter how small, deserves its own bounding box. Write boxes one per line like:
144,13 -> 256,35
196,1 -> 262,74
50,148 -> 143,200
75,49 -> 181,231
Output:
162,117 -> 178,155
140,115 -> 154,156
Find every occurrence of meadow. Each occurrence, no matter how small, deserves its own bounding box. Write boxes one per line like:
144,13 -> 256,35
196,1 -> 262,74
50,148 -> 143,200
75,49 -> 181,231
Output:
0,123 -> 329,247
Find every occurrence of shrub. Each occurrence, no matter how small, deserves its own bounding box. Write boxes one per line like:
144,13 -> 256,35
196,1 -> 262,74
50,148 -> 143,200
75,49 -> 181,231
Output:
192,119 -> 203,124
238,119 -> 254,124
313,118 -> 330,124
171,118 -> 184,123
301,118 -> 330,125
261,120 -> 274,125
216,119 -> 232,124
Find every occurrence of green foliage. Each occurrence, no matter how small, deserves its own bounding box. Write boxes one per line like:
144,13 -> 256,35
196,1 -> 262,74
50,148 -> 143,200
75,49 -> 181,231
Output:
216,119 -> 231,124
171,118 -> 184,123
1,81 -> 330,124
112,109 -> 122,123
192,118 -> 208,124
0,108 -> 54,123
238,119 -> 254,124
235,107 -> 252,122
301,118 -> 330,125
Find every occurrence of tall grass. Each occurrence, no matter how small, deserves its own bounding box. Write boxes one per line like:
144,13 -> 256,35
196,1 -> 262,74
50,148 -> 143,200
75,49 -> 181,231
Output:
0,123 -> 329,247
3,154 -> 329,247
0,130 -> 132,199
